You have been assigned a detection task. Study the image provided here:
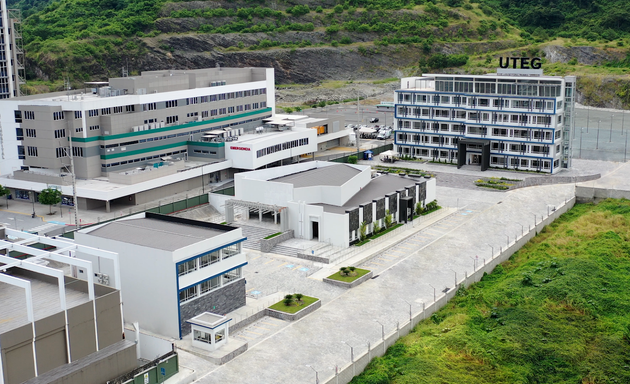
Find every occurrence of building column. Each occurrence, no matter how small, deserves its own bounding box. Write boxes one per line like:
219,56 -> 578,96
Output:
259,209 -> 262,222
105,200 -> 111,213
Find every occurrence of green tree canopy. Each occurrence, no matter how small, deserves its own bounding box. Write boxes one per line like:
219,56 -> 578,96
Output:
0,185 -> 10,209
38,188 -> 62,214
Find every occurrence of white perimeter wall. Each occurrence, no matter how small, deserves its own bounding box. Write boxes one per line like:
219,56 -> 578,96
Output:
426,178 -> 437,203
75,232 -> 180,339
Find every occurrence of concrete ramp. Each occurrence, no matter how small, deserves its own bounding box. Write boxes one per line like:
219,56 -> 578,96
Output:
576,162 -> 630,202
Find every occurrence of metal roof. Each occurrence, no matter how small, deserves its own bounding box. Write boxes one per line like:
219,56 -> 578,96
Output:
87,217 -> 228,251
312,174 -> 427,213
270,164 -> 361,188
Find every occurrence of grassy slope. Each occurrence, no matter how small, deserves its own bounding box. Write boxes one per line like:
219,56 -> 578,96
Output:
351,199 -> 630,384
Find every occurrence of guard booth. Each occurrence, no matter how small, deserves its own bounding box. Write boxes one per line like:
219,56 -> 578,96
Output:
363,150 -> 373,160
457,139 -> 490,171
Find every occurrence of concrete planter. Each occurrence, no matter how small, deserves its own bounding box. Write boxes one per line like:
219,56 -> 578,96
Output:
260,230 -> 294,253
265,299 -> 321,321
323,270 -> 373,289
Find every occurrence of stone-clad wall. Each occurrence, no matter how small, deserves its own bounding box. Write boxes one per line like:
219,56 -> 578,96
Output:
260,230 -> 294,253
179,279 -> 246,336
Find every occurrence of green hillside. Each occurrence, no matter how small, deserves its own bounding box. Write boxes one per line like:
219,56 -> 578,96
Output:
351,199 -> 630,384
10,0 -> 630,87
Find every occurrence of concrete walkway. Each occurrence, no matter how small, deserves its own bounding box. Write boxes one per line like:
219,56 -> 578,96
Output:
192,182 -> 575,384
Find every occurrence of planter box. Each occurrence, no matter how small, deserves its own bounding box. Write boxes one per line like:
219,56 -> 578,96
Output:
323,270 -> 374,289
260,230 -> 294,253
265,299 -> 321,321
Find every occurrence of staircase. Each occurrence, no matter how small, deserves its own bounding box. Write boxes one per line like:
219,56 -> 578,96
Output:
238,225 -> 278,250
268,244 -> 300,258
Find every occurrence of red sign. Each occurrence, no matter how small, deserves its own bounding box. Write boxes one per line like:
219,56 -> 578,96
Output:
230,146 -> 250,151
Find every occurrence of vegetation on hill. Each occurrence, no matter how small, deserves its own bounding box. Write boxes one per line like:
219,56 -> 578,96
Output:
7,0 -> 630,87
350,199 -> 630,384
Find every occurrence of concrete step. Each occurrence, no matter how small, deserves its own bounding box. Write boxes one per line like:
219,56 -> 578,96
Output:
269,245 -> 299,258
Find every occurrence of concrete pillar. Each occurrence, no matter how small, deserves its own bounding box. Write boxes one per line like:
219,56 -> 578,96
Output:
105,200 -> 111,213
274,211 -> 277,224
259,209 -> 262,222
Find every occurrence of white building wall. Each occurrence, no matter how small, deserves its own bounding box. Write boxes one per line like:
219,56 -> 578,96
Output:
235,178 -> 293,206
321,211 -> 349,248
426,178 -> 437,203
0,99 -> 23,176
74,232 -> 180,339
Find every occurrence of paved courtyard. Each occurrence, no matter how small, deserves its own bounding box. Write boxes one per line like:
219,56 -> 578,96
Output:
190,179 -> 575,384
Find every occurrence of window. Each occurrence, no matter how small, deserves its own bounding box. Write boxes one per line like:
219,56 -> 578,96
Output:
228,106 -> 235,113
201,111 -> 208,118
219,108 -> 227,115
88,109 -> 99,117
218,93 -> 226,101
14,110 -> 22,123
200,276 -> 220,294
187,112 -> 199,118
126,105 -> 135,112
55,147 -> 67,158
26,128 -> 36,138
143,102 -> 157,111
74,111 -> 82,119
17,145 -> 25,159
23,111 -> 35,120
236,105 -> 244,112
89,125 -> 100,131
253,103 -> 259,109
54,129 -> 66,139
187,97 -> 198,105
75,127 -> 84,133
201,96 -> 209,103
113,106 -> 123,114
244,104 -> 251,111
72,147 -> 84,157
194,330 -> 212,344
16,128 -> 23,140
199,251 -> 220,268
53,111 -> 65,121
178,259 -> 197,276
223,267 -> 241,284
27,146 -> 38,156
101,108 -> 111,115
179,286 -> 197,303
166,100 -> 177,108
166,115 -> 179,124
222,243 -> 240,259
210,109 -> 218,116
261,101 -> 267,108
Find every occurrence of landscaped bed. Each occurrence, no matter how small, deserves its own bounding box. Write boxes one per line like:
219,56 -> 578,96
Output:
268,294 -> 319,314
327,267 -> 371,283
355,223 -> 403,246
263,232 -> 282,239
475,177 -> 521,190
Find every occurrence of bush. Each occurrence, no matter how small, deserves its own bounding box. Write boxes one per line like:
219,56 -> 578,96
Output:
427,53 -> 468,68
348,155 -> 358,164
340,36 -> 352,44
334,4 -> 344,13
315,6 -> 323,13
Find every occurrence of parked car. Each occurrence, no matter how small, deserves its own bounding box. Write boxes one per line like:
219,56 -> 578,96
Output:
369,117 -> 379,123
377,129 -> 392,140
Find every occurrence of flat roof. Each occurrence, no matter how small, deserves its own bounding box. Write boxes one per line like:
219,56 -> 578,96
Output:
271,164 -> 361,188
86,214 -> 235,251
0,272 -> 91,334
312,174 -> 425,213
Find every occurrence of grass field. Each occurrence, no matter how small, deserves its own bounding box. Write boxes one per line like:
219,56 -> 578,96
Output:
351,199 -> 630,384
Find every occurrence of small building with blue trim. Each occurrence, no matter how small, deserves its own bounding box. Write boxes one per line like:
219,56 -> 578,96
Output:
75,212 -> 247,339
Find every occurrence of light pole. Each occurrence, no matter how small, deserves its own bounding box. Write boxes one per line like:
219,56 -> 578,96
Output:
610,115 -> 614,142
625,133 -> 628,163
622,110 -> 625,136
428,283 -> 436,302
596,120 -> 600,149
341,341 -> 354,362
30,191 -> 35,218
586,106 -> 590,133
305,365 -> 319,384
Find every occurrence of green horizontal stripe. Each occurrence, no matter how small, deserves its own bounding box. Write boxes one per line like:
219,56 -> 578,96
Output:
73,108 -> 271,143
189,141 -> 225,148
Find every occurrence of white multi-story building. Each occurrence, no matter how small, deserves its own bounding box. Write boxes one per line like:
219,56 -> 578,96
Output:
74,212 -> 247,339
393,69 -> 575,173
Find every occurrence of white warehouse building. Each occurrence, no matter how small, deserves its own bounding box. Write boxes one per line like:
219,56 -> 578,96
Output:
232,161 -> 436,248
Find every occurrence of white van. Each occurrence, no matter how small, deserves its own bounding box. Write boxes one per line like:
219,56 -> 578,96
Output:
377,129 -> 391,140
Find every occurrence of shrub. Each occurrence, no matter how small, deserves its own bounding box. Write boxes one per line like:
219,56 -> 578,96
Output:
340,36 -> 352,44
315,6 -> 323,13
295,293 -> 304,302
334,4 -> 344,13
348,155 -> 358,164
385,209 -> 393,228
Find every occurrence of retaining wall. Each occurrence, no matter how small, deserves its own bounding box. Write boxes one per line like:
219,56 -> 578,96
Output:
323,271 -> 374,289
260,230 -> 294,253
265,300 -> 322,322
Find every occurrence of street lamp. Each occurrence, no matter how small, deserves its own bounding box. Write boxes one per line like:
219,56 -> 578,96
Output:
596,120 -> 601,149
341,341 -> 354,362
30,191 -> 35,218
305,365 -> 319,384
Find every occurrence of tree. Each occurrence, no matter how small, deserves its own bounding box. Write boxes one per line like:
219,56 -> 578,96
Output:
0,185 -> 9,209
349,266 -> 356,274
359,221 -> 367,241
348,155 -> 358,164
295,293 -> 303,303
283,294 -> 294,306
38,188 -> 62,214
415,202 -> 423,216
340,266 -> 348,276
373,221 -> 381,234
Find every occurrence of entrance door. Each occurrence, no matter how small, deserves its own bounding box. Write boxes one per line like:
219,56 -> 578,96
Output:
312,221 -> 319,240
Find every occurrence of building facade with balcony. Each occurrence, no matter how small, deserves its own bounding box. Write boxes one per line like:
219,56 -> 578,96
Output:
74,212 -> 247,339
393,71 -> 576,173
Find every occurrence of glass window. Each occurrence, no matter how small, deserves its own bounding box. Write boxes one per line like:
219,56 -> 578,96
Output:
179,286 -> 197,303
194,330 -> 212,344
199,251 -> 220,268
200,276 -> 220,294
223,268 -> 241,284
222,243 -> 240,259
178,259 -> 197,276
